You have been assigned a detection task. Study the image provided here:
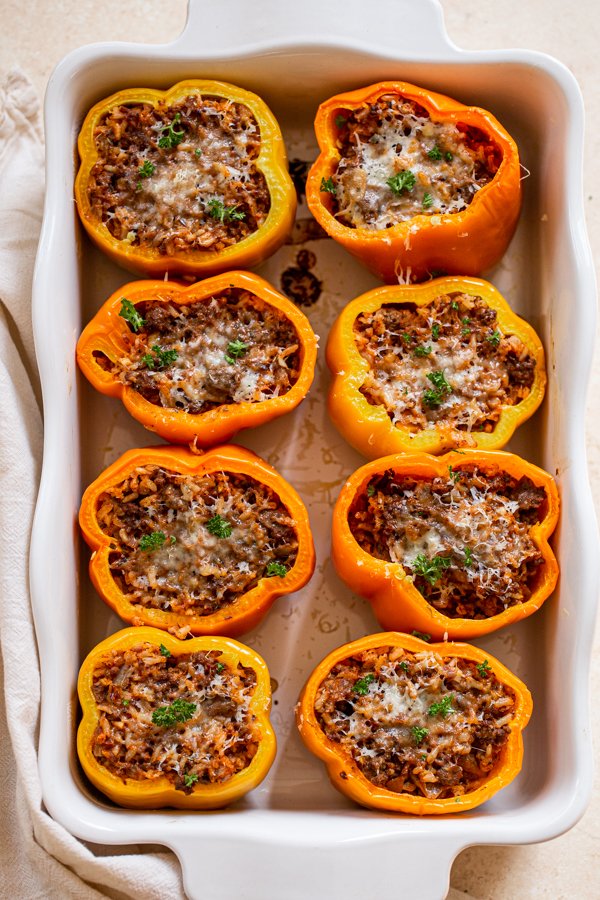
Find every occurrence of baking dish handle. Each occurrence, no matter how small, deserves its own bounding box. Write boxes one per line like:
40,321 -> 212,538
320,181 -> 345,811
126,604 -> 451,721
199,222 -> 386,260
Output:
174,833 -> 463,900
174,0 -> 460,57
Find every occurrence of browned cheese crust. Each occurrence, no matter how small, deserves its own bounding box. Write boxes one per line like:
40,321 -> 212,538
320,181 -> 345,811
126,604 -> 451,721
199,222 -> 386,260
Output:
315,646 -> 515,799
87,95 -> 270,254
105,288 -> 300,414
331,97 -> 501,230
350,467 -> 546,618
91,642 -> 258,790
96,466 -> 298,616
354,293 -> 536,439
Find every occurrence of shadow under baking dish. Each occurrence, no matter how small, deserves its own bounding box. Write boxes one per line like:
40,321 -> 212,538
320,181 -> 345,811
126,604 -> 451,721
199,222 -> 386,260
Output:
31,25 -> 597,900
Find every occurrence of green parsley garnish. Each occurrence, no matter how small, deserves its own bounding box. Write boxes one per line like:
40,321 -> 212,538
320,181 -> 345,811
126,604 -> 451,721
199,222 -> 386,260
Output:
461,316 -> 471,336
320,176 -> 337,195
138,160 -> 155,179
152,698 -> 197,727
119,298 -> 145,332
335,114 -> 347,128
414,345 -> 432,357
448,464 -> 462,483
412,725 -> 429,745
477,659 -> 492,677
216,662 -> 225,673
158,112 -> 185,149
463,547 -> 474,568
451,299 -> 459,311
402,332 -> 412,344
387,170 -> 416,195
366,483 -> 376,497
141,345 -> 178,369
183,773 -> 199,788
353,673 -> 375,695
122,699 -> 130,706
412,554 -> 452,586
194,148 -> 202,157
139,531 -> 167,552
431,323 -> 440,340
159,643 -> 171,657
428,695 -> 454,717
486,330 -> 501,347
224,339 -> 248,364
445,151 -> 453,162
411,630 -> 432,642
399,661 -> 409,672
206,514 -> 233,538
423,370 -> 453,408
422,192 -> 434,209
266,561 -> 288,577
207,198 -> 246,223
427,145 -> 443,160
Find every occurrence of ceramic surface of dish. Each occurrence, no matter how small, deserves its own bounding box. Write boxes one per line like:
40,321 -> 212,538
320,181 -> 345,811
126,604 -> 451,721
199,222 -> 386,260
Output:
30,1 -> 598,898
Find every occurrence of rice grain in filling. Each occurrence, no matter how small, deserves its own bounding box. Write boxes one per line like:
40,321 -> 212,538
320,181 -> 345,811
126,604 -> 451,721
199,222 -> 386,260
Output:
315,646 -> 515,799
332,96 -> 501,230
109,288 -> 300,414
90,643 -> 259,791
354,292 -> 536,439
96,466 -> 298,616
87,95 -> 270,254
350,467 -> 546,618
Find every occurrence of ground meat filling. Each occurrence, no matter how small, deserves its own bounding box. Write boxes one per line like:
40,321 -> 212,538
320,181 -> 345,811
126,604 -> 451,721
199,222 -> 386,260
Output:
315,646 -> 515,799
354,293 -> 536,440
96,466 -> 298,616
109,288 -> 300,414
90,643 -> 259,791
350,467 -> 547,618
87,95 -> 270,254
331,96 -> 501,230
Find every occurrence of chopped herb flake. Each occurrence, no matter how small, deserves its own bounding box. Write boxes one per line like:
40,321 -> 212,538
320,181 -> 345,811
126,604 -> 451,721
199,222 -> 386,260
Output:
266,561 -> 288,577
387,170 -> 416,195
464,547 -> 474,568
207,198 -> 246,223
206,514 -> 233,538
138,160 -> 155,178
486,329 -> 502,347
158,113 -> 185,149
119,298 -> 145,332
194,148 -> 202,157
477,659 -> 492,677
353,673 -> 375,695
428,694 -> 454,717
224,339 -> 248,364
411,630 -> 432,642
423,370 -> 453,408
431,323 -> 440,340
141,345 -> 178,369
152,698 -> 197,727
445,151 -> 453,162
159,643 -> 171,657
414,344 -> 432,357
427,145 -> 443,160
399,661 -> 409,671
216,662 -> 225,673
366,483 -> 376,497
448,464 -> 462,483
451,299 -> 459,311
412,554 -> 452,586
412,725 -> 429,745
139,531 -> 167,552
183,773 -> 199,787
422,192 -> 434,209
320,176 -> 337,195
335,114 -> 347,128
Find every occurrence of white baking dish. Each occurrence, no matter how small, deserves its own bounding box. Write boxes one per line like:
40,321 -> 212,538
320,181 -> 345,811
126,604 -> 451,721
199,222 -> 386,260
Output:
30,1 -> 598,897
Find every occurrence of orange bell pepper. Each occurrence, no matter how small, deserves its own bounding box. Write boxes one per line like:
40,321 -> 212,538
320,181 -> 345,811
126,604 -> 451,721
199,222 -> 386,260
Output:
79,444 -> 315,636
76,270 -> 318,446
326,276 -> 546,457
306,81 -> 521,283
78,626 -> 276,809
297,631 -> 532,815
75,80 -> 296,277
332,450 -> 559,640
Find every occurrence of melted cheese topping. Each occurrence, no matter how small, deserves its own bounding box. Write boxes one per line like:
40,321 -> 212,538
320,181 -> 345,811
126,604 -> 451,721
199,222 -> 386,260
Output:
315,646 -> 515,799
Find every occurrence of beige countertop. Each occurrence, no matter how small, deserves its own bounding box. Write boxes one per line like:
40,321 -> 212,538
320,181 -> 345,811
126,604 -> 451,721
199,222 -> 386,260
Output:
1,0 -> 598,897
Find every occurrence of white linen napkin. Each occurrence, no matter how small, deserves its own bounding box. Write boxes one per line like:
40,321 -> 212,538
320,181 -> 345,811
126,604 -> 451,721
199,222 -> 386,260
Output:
0,67 -> 475,900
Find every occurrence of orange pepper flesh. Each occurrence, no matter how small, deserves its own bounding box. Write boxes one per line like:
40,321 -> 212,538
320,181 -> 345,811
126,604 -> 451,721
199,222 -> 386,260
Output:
306,81 -> 521,283
76,270 -> 318,446
326,276 -> 546,458
297,631 -> 532,815
331,450 -> 559,640
79,444 -> 315,636
75,80 -> 296,277
78,626 -> 276,809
